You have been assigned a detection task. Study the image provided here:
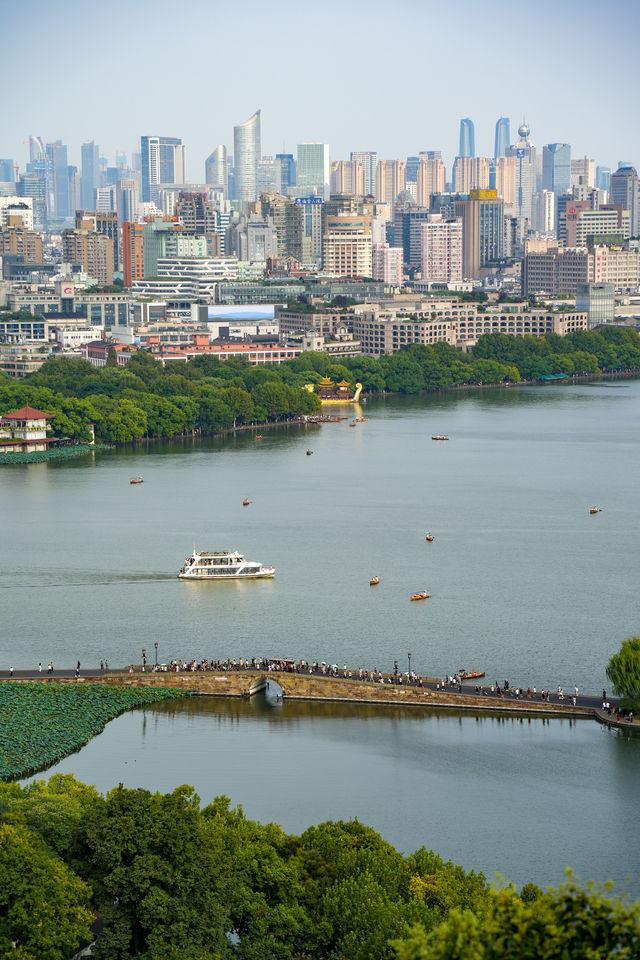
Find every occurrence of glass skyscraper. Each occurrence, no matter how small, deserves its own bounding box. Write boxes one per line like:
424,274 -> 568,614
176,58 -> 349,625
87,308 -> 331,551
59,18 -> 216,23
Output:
205,144 -> 228,194
233,111 -> 261,204
458,118 -> 475,158
297,143 -> 330,200
494,117 -> 510,158
140,136 -> 185,202
542,143 -> 571,196
80,141 -> 100,209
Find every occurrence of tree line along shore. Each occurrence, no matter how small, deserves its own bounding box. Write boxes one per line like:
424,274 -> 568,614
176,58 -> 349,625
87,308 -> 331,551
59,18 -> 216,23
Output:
0,324 -> 639,445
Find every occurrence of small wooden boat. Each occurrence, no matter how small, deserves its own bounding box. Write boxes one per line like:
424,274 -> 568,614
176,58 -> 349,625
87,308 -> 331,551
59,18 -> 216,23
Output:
370,576 -> 380,585
255,434 -> 263,440
306,449 -> 314,456
130,477 -> 144,484
243,498 -> 251,506
410,592 -> 430,601
349,421 -> 357,427
432,435 -> 449,441
459,670 -> 486,681
425,533 -> 434,542
589,506 -> 601,515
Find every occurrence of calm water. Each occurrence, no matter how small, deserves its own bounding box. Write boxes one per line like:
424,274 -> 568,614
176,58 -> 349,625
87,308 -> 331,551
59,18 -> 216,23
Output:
42,696 -> 640,896
2,380 -> 639,692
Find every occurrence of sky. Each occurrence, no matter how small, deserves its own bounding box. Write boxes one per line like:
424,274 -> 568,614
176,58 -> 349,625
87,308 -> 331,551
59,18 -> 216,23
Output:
1,0 -> 639,181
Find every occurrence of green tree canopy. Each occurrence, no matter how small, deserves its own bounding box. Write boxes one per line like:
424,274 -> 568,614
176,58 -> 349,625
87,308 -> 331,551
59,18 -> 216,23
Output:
606,636 -> 640,710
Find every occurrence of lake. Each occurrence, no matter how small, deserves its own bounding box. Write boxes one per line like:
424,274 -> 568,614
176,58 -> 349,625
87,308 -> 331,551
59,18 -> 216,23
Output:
42,694 -> 640,896
2,379 -> 639,694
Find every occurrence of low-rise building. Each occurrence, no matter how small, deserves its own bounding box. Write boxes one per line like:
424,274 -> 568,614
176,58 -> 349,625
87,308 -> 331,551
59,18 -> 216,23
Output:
0,405 -> 52,451
80,340 -> 136,367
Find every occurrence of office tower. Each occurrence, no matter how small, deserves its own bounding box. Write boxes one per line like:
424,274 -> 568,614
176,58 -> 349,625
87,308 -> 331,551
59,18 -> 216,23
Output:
531,190 -> 555,233
140,136 -> 185,202
453,157 -> 491,193
0,160 -> 15,183
609,166 -> 639,236
453,190 -> 504,278
47,140 -> 70,220
494,118 -> 510,159
174,192 -> 219,235
322,215 -> 372,278
416,156 -> 446,207
458,118 -> 475,158
542,144 -> 571,195
297,143 -> 330,200
80,142 -> 100,210
205,145 -> 228,194
596,166 -> 611,192
405,157 -> 420,183
276,154 -> 296,191
507,122 -> 536,221
375,160 -> 406,205
18,174 -> 48,228
350,151 -> 378,196
116,179 -> 139,224
233,110 -> 261,204
571,157 -> 595,188
331,160 -> 364,195
419,214 -> 463,283
257,157 -> 280,194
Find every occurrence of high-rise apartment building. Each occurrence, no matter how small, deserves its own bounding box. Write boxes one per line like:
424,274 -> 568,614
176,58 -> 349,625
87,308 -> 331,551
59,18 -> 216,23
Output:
491,156 -> 517,208
494,118 -> 510,159
453,157 -> 491,193
331,160 -> 364,196
375,160 -> 406,205
350,152 -> 378,196
258,192 -> 304,261
542,144 -> 571,196
420,214 -> 463,283
416,155 -> 446,207
609,166 -> 639,236
76,210 -> 119,272
80,142 -> 100,209
531,190 -> 555,233
233,111 -> 261,204
507,123 -> 536,221
458,119 -> 475,158
63,218 -> 114,285
140,136 -> 185,202
297,143 -> 330,200
372,243 -> 403,285
205,145 -> 228,194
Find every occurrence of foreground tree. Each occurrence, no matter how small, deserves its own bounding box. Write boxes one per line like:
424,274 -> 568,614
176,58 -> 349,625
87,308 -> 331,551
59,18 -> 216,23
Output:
392,876 -> 640,960
606,636 -> 640,710
0,821 -> 93,960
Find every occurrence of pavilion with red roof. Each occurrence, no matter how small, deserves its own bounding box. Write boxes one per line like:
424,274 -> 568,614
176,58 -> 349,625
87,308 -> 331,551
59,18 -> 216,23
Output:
0,405 -> 53,453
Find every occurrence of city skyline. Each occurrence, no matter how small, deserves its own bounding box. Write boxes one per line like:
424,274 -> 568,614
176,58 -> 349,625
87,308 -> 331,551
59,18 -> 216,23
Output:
2,0 -> 638,179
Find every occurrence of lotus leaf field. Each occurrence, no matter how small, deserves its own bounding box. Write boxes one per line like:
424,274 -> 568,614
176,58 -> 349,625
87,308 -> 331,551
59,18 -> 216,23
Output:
0,682 -> 188,780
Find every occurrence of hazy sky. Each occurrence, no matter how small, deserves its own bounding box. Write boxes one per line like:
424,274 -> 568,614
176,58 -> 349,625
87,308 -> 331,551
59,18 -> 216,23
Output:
2,0 -> 638,180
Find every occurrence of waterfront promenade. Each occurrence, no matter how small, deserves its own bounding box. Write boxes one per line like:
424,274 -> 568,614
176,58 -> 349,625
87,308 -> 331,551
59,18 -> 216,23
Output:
1,661 -> 634,731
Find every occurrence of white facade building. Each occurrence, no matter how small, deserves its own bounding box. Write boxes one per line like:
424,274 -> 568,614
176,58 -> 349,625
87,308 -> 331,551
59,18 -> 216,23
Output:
419,215 -> 463,283
372,243 -> 403,285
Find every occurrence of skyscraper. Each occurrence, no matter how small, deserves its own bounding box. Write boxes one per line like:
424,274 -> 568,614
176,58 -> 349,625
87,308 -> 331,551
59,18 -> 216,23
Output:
297,143 -> 330,200
0,159 -> 15,182
81,142 -> 100,209
609,166 -> 639,236
596,166 -> 611,192
458,119 -> 475,158
276,154 -> 296,191
507,123 -> 536,222
494,118 -> 510,159
233,110 -> 261,204
416,155 -> 446,207
350,152 -> 378,196
205,145 -> 228,194
375,160 -> 406,205
46,141 -> 69,219
140,136 -> 185,202
542,144 -> 571,196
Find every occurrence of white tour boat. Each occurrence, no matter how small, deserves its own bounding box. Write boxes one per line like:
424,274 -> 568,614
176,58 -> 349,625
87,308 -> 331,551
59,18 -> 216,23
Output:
178,548 -> 275,580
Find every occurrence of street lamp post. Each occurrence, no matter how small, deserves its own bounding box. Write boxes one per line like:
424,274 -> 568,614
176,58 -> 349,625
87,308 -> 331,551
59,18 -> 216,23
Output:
142,648 -> 146,671
154,642 -> 158,669
408,652 -> 412,677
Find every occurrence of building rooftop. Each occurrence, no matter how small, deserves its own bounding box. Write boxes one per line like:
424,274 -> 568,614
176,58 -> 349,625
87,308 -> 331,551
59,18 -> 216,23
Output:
3,405 -> 52,420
